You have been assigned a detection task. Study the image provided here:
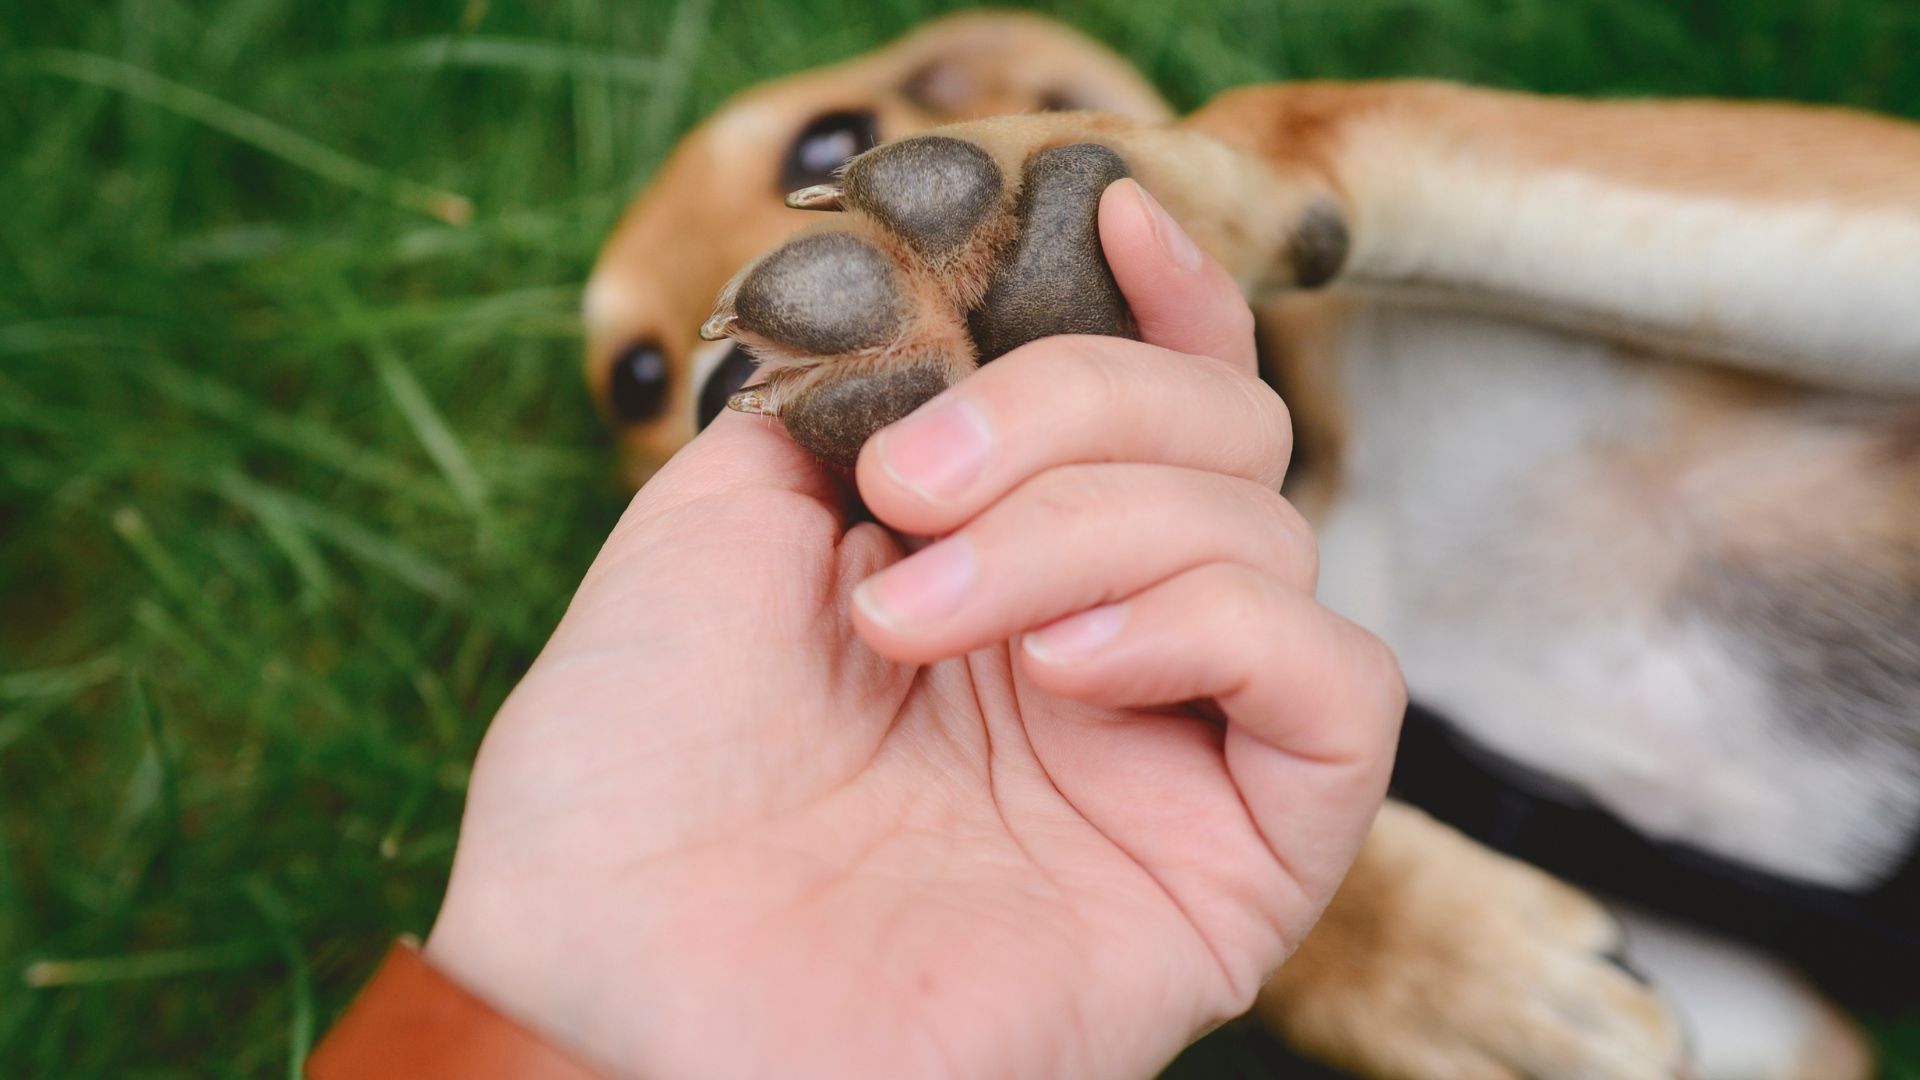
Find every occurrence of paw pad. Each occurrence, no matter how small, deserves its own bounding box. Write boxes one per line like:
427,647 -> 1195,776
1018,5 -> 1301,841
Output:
969,143 -> 1135,362
710,133 -> 1146,465
843,136 -> 1002,258
733,232 -> 905,355
782,365 -> 952,467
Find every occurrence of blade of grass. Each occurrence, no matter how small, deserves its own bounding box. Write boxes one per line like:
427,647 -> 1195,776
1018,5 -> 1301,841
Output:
214,472 -> 467,603
359,617 -> 462,750
244,879 -> 314,1080
0,655 -> 123,760
308,36 -> 660,84
241,496 -> 338,613
366,343 -> 493,524
23,941 -> 266,988
112,508 -> 267,664
128,599 -> 229,699
0,654 -> 123,702
137,361 -> 463,514
569,0 -> 617,192
9,50 -> 473,224
231,284 -> 579,344
378,769 -> 436,860
635,0 -> 716,166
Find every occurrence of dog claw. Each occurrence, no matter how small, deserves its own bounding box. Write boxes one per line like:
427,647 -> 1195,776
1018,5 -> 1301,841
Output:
785,183 -> 845,211
699,310 -> 739,341
726,385 -> 775,415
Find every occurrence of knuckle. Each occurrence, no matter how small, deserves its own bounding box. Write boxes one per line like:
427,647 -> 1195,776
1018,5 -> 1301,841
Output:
1225,482 -> 1317,587
1253,379 -> 1294,446
1355,628 -> 1409,718
1195,563 -> 1272,640
1237,379 -> 1295,481
993,336 -> 1133,425
1218,299 -> 1258,351
1268,495 -> 1320,585
1184,353 -> 1292,481
1059,340 -> 1135,411
1019,462 -> 1123,521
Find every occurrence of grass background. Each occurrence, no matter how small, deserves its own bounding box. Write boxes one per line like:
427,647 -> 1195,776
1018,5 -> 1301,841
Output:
3,0 -> 1918,1076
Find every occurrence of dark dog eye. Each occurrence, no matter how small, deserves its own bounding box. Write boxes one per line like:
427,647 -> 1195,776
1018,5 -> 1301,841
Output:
608,341 -> 670,422
698,343 -> 760,430
780,109 -> 879,191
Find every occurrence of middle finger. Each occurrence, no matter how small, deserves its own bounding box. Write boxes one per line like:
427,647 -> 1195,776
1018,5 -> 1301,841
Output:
852,461 -> 1316,664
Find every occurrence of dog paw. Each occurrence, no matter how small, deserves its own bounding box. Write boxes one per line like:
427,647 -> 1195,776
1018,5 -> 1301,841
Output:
702,126 -> 1146,465
1259,804 -> 1690,1080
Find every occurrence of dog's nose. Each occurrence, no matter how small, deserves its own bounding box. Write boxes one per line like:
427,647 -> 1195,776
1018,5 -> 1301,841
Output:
697,343 -> 760,430
608,341 -> 672,422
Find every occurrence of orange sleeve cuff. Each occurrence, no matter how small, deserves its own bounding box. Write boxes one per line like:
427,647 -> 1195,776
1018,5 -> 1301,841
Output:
306,939 -> 606,1080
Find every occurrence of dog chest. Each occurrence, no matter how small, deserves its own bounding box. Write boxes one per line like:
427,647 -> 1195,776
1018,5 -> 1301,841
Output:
1310,302 -> 1920,891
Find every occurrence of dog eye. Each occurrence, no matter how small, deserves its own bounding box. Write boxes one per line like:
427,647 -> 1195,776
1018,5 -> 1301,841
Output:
698,343 -> 760,430
608,341 -> 670,423
780,109 -> 878,191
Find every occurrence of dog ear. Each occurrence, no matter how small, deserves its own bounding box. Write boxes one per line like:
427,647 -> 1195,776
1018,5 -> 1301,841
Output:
888,14 -> 1174,124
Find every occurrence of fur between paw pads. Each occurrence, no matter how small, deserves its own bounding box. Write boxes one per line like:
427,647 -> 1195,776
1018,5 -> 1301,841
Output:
703,133 -> 1139,466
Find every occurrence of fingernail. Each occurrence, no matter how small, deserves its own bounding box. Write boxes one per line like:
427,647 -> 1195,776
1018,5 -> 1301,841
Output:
1130,180 -> 1202,273
1022,603 -> 1128,664
854,538 -> 977,629
874,396 -> 992,502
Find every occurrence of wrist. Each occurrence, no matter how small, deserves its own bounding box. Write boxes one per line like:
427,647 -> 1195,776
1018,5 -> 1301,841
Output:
307,938 -> 607,1080
420,887 -> 609,1073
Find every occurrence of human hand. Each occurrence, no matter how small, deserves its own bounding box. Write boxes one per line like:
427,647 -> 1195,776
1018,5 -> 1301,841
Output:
425,179 -> 1405,1080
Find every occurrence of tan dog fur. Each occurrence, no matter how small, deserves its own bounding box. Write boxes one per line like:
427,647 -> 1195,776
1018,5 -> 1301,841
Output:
585,14 -> 1916,1079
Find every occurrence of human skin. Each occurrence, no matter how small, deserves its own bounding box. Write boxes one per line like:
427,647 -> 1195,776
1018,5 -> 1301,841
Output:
424,180 -> 1406,1080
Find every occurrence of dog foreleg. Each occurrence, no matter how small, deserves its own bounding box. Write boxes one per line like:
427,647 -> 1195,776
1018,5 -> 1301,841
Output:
1188,81 -> 1920,393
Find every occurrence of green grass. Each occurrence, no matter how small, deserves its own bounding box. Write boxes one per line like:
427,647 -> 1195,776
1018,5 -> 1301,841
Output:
2,0 -> 1917,1076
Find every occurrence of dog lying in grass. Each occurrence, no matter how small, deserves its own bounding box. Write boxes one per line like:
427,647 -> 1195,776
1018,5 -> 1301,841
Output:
581,13 -> 1918,1079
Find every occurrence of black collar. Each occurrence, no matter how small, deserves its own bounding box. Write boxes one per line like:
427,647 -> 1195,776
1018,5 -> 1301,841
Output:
1392,702 -> 1920,1012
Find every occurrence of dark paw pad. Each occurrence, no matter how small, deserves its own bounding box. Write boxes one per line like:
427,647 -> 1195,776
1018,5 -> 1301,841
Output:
1288,199 -> 1350,289
843,136 -> 1003,258
782,364 -> 953,467
734,233 -> 905,354
1600,942 -> 1655,989
968,143 -> 1137,362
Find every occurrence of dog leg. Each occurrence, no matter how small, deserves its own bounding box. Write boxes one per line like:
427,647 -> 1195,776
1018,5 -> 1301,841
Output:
1188,81 -> 1920,393
1257,802 -> 1688,1080
1611,908 -> 1875,1080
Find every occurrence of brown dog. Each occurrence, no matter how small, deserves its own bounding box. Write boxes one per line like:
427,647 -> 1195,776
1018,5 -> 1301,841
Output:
585,13 -> 1916,1079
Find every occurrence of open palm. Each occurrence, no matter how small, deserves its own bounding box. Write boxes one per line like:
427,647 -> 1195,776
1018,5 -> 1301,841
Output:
426,183 -> 1403,1080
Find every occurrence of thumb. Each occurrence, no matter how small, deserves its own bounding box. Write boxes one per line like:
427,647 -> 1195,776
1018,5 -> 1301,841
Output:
1097,178 -> 1259,375
630,405 -> 849,516
558,404 -> 860,651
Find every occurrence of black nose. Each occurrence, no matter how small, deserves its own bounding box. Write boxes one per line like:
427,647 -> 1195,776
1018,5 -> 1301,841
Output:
698,343 -> 760,430
608,341 -> 670,422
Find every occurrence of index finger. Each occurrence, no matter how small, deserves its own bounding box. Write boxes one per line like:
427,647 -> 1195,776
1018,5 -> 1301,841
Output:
853,339 -> 1292,538
1099,178 -> 1260,375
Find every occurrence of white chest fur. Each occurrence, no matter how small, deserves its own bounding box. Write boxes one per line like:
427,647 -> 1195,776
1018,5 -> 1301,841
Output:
1313,303 -> 1920,890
